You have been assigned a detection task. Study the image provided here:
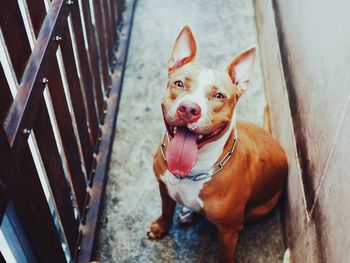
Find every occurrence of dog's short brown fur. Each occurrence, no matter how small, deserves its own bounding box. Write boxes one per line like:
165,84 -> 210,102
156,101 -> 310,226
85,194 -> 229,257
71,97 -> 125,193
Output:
148,26 -> 288,263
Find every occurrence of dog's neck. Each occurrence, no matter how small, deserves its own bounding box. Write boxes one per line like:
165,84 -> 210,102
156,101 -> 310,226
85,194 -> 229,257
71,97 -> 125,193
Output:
188,111 -> 237,176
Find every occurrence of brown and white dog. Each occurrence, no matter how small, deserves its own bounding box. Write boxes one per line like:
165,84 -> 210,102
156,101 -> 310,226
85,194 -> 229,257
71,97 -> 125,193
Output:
148,26 -> 288,262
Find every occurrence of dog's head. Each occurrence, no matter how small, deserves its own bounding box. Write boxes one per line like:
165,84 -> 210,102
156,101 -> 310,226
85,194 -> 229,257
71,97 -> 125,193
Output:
162,26 -> 256,176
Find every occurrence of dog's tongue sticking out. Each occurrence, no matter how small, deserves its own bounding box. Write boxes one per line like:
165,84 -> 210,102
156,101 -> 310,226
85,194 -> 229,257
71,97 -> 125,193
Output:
166,127 -> 198,177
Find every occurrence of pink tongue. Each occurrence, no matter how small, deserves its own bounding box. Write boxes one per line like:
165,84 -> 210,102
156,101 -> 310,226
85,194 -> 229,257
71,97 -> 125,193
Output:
166,127 -> 198,177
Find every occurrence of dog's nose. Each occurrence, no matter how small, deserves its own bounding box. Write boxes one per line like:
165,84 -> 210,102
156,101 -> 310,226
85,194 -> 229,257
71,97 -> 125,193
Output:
177,101 -> 201,122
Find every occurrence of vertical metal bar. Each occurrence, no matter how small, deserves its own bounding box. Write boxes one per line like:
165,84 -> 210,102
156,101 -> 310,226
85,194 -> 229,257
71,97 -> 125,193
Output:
80,0 -> 105,119
0,251 -> 5,263
60,26 -> 94,176
1,203 -> 37,262
102,0 -> 115,65
26,0 -> 46,36
0,126 -> 66,262
69,1 -> 99,146
0,64 -> 13,124
0,180 -> 7,225
109,0 -> 119,44
48,57 -> 88,216
0,1 -> 31,81
93,2 -> 111,93
33,100 -> 79,255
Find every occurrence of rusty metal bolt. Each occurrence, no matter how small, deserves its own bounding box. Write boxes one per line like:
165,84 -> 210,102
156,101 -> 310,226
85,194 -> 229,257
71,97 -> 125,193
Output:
42,77 -> 49,84
53,35 -> 62,42
22,128 -> 31,135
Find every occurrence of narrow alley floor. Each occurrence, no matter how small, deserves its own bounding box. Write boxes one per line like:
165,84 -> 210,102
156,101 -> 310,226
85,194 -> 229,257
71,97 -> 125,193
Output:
95,0 -> 285,262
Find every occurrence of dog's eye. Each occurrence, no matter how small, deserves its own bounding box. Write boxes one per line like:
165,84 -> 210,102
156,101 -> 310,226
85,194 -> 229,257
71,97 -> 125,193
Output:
214,92 -> 226,100
174,80 -> 184,88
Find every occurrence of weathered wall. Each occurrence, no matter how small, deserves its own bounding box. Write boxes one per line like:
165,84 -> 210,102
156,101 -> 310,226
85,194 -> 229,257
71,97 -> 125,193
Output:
255,0 -> 350,262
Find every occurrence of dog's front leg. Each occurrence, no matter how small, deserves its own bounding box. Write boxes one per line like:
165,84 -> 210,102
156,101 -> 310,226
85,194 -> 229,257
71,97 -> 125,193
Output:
218,228 -> 240,263
148,181 -> 176,239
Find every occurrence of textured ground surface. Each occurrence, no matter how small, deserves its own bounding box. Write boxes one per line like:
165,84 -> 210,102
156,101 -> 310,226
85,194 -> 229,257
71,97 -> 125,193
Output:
95,0 -> 285,262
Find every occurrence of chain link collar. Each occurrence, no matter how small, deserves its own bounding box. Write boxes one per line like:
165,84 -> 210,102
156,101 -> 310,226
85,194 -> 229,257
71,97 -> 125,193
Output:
160,127 -> 238,182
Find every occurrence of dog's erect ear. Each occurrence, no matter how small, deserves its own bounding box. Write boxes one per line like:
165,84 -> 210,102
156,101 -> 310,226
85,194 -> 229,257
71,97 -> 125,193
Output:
227,47 -> 256,95
168,26 -> 197,74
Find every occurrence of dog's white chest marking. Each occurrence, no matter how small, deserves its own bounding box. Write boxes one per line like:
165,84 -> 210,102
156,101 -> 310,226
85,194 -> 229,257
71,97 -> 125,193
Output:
161,171 -> 211,212
160,114 -> 237,212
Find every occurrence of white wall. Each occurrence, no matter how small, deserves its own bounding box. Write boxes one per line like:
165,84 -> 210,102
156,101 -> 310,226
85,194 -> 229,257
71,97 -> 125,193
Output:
256,0 -> 350,262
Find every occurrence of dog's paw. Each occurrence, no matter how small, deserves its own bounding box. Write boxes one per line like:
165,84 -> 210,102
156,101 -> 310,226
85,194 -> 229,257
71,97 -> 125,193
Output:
147,218 -> 170,239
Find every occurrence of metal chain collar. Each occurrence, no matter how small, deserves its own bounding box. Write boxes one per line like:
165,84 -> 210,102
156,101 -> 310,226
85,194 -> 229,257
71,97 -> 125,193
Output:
160,127 -> 238,182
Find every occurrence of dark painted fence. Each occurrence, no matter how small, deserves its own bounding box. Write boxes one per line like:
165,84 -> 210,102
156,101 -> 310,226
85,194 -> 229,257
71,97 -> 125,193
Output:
0,0 -> 135,262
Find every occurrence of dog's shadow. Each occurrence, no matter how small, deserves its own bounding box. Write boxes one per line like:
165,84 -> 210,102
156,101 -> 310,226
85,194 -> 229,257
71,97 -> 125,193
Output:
159,204 -> 285,263
162,205 -> 219,262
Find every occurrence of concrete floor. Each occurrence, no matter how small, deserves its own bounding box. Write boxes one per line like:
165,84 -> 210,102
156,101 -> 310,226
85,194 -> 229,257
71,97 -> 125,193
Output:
95,0 -> 285,262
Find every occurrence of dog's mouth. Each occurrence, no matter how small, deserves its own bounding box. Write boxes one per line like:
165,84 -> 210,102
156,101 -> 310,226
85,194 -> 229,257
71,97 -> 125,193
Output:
163,118 -> 228,177
165,122 -> 228,149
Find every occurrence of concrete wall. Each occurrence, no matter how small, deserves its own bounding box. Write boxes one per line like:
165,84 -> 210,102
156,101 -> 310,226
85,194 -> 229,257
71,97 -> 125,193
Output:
255,0 -> 350,262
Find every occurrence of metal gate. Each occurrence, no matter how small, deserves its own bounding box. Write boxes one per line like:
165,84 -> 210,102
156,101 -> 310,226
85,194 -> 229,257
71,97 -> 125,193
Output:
0,0 -> 135,261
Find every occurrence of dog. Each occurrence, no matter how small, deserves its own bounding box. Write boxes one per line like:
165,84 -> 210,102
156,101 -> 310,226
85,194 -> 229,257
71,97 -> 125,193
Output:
147,26 -> 288,263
